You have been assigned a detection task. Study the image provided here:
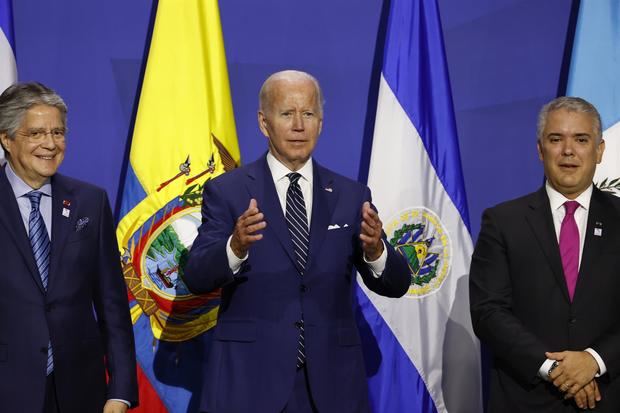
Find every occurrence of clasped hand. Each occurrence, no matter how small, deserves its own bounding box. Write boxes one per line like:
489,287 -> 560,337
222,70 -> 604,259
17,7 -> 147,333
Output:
546,351 -> 601,409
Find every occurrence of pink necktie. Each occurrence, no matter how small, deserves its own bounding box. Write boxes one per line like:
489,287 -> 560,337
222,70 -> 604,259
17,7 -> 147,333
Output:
559,201 -> 580,301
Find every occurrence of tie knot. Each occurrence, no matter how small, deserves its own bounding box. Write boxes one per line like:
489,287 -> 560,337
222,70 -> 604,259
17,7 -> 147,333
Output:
26,191 -> 44,210
287,172 -> 302,185
564,200 -> 579,215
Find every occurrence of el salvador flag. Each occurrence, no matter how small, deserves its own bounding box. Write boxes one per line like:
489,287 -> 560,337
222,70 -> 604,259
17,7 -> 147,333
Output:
1,0 -> 17,163
356,0 -> 483,411
566,0 -> 620,196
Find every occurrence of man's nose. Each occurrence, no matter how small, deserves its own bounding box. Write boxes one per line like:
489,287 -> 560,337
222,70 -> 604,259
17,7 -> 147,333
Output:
561,140 -> 574,155
40,132 -> 57,149
292,113 -> 304,131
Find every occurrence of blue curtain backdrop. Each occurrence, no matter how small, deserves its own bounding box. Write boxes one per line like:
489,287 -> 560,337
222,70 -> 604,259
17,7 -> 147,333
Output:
11,0 -> 574,239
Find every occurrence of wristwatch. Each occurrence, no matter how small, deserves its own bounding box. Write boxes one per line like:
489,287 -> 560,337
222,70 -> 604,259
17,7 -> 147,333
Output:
547,360 -> 559,379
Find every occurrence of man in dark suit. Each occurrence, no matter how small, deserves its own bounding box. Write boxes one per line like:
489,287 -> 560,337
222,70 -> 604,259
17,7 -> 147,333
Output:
183,70 -> 410,413
0,83 -> 138,412
470,96 -> 620,412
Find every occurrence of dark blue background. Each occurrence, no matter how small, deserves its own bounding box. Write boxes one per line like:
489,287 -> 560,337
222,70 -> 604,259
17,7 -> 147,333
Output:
11,0 -> 573,238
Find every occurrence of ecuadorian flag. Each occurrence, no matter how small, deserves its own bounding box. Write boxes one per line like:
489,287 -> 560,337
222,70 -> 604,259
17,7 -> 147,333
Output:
0,0 -> 16,163
356,0 -> 483,411
116,0 -> 240,411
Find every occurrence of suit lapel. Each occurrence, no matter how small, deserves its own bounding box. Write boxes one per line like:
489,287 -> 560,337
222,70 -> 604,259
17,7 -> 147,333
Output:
306,162 -> 336,272
525,187 -> 570,302
246,157 -> 298,268
0,166 -> 45,293
573,187 -> 610,303
48,174 -> 77,295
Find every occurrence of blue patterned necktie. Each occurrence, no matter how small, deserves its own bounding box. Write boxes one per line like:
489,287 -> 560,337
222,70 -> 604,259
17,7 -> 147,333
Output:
285,172 -> 309,368
25,191 -> 54,375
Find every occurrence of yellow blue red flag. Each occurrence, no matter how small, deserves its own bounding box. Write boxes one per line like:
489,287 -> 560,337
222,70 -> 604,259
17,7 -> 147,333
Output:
116,0 -> 239,410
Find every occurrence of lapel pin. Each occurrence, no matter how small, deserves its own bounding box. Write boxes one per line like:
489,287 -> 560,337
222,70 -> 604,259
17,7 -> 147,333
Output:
594,221 -> 603,237
62,199 -> 71,218
324,187 -> 333,192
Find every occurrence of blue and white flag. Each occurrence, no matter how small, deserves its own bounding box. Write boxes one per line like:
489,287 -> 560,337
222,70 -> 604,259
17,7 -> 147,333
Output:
566,0 -> 620,195
356,0 -> 482,411
0,0 -> 17,163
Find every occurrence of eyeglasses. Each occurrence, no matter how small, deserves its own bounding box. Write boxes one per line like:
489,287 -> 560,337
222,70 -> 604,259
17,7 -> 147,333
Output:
18,128 -> 66,143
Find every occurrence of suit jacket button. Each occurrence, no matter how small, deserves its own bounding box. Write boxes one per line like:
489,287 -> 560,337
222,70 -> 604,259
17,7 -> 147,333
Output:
45,304 -> 52,312
294,321 -> 303,328
300,285 -> 308,293
40,347 -> 47,353
569,318 -> 577,324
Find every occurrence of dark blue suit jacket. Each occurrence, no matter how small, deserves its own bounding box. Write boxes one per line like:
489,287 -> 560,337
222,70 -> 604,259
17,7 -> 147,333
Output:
184,156 -> 410,413
0,166 -> 138,412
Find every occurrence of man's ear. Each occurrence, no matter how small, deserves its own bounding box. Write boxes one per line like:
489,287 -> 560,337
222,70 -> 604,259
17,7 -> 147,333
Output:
0,133 -> 10,155
257,111 -> 269,138
596,139 -> 605,164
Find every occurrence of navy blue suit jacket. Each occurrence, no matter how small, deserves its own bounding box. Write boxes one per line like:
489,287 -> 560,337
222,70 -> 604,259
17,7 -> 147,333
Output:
184,156 -> 410,413
0,166 -> 138,412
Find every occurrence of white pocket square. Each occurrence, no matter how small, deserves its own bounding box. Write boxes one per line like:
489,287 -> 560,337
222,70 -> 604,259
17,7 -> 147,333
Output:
328,223 -> 349,230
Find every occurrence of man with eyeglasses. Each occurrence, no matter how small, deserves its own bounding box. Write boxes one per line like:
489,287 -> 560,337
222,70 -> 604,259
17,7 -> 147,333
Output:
0,82 -> 138,413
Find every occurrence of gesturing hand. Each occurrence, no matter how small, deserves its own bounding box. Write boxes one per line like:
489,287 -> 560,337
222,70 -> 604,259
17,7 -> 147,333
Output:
230,198 -> 266,258
546,351 -> 599,398
360,201 -> 384,261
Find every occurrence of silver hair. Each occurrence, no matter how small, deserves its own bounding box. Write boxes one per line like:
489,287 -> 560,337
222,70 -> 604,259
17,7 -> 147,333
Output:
0,82 -> 68,141
537,96 -> 602,141
259,70 -> 324,115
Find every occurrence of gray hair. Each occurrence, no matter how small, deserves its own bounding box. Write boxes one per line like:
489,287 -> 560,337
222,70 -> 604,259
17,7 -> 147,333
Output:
0,82 -> 68,141
259,70 -> 324,115
537,96 -> 602,141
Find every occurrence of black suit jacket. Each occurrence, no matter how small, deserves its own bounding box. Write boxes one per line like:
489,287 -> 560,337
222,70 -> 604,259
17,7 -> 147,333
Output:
0,166 -> 138,412
470,186 -> 620,412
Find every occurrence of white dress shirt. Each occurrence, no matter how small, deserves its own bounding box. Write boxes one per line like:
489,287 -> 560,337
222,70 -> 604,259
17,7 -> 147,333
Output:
226,152 -> 387,275
5,162 -> 52,237
538,182 -> 606,380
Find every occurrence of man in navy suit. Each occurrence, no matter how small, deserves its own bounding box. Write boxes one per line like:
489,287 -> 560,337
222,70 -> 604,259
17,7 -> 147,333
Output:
0,83 -> 138,412
184,70 -> 410,412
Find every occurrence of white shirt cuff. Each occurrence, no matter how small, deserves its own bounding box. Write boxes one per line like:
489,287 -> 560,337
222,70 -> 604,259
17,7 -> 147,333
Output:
226,235 -> 248,274
585,348 -> 606,377
538,358 -> 556,381
363,240 -> 387,278
109,399 -> 131,407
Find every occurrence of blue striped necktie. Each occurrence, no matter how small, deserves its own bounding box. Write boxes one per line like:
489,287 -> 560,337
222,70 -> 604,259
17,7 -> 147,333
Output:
285,172 -> 309,368
25,191 -> 54,375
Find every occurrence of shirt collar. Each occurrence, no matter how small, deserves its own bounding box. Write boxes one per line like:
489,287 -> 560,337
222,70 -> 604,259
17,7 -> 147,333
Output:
266,152 -> 314,185
4,161 -> 52,199
545,181 -> 592,212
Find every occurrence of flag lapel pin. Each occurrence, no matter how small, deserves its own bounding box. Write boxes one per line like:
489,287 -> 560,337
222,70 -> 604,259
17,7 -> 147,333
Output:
62,200 -> 71,218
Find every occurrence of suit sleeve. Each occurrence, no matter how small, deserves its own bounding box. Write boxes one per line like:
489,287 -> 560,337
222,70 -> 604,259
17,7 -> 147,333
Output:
183,179 -> 236,294
590,198 -> 620,380
93,191 -> 139,405
469,208 -> 547,385
355,187 -> 410,298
